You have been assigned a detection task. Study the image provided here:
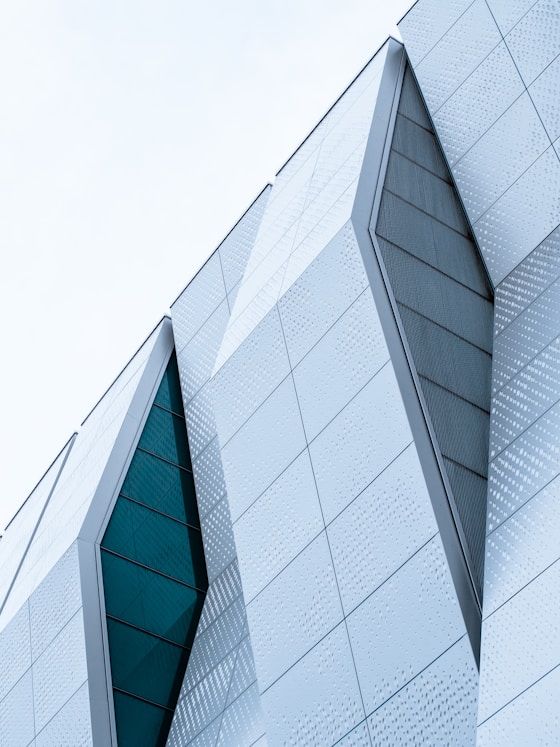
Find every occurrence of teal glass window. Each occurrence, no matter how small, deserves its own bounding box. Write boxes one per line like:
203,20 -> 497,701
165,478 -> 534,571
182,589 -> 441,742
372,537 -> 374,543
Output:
100,351 -> 207,747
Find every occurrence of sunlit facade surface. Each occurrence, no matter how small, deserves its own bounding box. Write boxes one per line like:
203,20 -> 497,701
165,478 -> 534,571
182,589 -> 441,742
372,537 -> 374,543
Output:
1,3 -> 560,744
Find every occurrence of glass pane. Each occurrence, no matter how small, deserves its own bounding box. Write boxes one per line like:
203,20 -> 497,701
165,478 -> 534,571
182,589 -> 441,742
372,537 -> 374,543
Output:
138,406 -> 191,470
107,618 -> 187,708
113,690 -> 171,747
153,353 -> 185,416
121,450 -> 199,527
102,497 -> 207,589
102,550 -> 205,646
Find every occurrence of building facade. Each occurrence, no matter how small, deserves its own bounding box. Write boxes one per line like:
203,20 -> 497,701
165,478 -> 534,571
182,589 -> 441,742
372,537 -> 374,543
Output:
1,1 -> 559,745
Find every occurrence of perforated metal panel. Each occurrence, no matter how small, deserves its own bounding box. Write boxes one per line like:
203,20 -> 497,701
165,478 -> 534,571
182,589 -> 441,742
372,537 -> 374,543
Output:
373,64 -> 493,598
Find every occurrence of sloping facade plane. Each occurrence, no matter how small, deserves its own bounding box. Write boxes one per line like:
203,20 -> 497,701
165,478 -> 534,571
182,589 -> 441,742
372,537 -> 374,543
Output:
1,2 -> 559,744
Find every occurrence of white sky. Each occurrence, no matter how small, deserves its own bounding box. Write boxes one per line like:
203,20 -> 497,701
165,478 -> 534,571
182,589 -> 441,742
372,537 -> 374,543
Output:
0,0 -> 413,533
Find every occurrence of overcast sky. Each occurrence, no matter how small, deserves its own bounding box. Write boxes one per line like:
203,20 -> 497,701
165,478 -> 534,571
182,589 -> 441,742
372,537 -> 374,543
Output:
0,0 -> 413,532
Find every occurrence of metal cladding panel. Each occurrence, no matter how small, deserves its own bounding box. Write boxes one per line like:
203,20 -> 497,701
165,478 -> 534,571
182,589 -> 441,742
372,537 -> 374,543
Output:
0,669 -> 34,747
504,0 -> 560,86
35,682 -> 92,747
400,0 -> 560,284
453,93 -> 549,223
474,145 -> 560,285
346,537 -> 467,716
0,603 -> 31,703
212,44 -> 390,372
367,636 -> 478,745
412,0 -> 502,113
29,542 -> 81,661
327,444 -> 438,615
233,451 -> 323,604
372,62 -> 493,599
433,41 -> 525,167
218,187 -> 271,297
492,275 -> 560,394
0,541 -> 91,746
259,623 -> 365,746
484,475 -> 560,616
219,375 -> 307,523
1,327 -> 160,625
309,362 -> 413,525
171,252 -> 227,352
487,398 -> 560,531
489,336 -> 560,458
493,225 -> 560,335
211,306 -> 291,446
246,532 -> 343,691
32,609 -> 88,734
486,0 -> 540,36
215,682 -> 266,747
478,559 -> 560,723
170,232 -> 266,746
278,221 -> 369,367
0,441 -> 71,618
477,664 -> 560,745
529,53 -> 560,143
398,0 -> 474,66
292,288 -> 390,442
177,299 -> 230,406
479,220 -> 560,739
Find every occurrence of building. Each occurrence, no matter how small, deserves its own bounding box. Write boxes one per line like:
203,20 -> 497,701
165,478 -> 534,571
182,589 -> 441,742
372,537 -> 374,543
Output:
1,0 -> 559,744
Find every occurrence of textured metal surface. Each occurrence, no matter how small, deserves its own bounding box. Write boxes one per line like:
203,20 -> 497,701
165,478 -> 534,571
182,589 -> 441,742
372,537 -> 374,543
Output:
293,288 -> 389,441
260,623 -> 364,746
398,0 -> 474,66
476,145 -> 560,285
478,664 -> 560,745
484,474 -> 560,616
32,609 -> 88,733
504,0 -> 560,86
191,437 -> 227,519
529,52 -> 560,143
0,442 -> 71,620
177,300 -> 230,405
35,682 -> 92,747
309,362 -> 413,524
486,0 -> 540,36
413,0 -> 501,113
246,533 -> 343,690
220,375 -> 307,523
367,636 -> 478,745
0,669 -> 34,747
327,444 -> 437,615
433,41 -> 524,166
170,237 -> 267,746
0,603 -> 31,703
347,537 -> 466,715
218,187 -> 270,296
488,398 -> 560,531
400,0 -> 560,285
492,276 -> 560,394
489,336 -> 560,457
278,222 -> 369,367
213,46 -> 389,371
29,542 -> 81,661
200,496 -> 237,583
171,252 -> 227,352
478,559 -> 560,723
211,307 -> 291,446
493,226 -> 560,335
453,93 -> 549,223
233,451 -> 323,603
